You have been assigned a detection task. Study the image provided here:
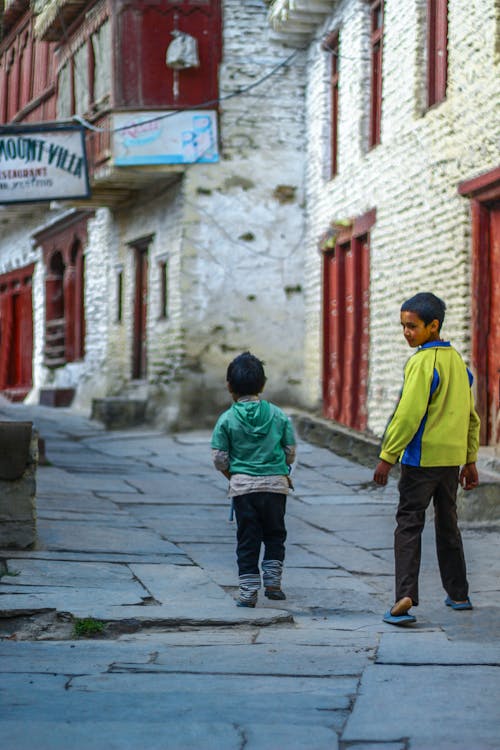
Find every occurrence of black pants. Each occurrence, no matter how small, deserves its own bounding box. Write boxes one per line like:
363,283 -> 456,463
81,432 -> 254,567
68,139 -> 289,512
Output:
233,492 -> 287,576
395,465 -> 469,606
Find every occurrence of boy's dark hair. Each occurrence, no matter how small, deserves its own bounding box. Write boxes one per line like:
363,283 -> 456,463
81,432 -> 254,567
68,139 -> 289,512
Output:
401,292 -> 446,330
227,352 -> 266,396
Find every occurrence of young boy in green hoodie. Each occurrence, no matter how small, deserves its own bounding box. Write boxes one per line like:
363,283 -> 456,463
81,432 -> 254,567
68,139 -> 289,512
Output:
373,292 -> 480,626
211,352 -> 296,607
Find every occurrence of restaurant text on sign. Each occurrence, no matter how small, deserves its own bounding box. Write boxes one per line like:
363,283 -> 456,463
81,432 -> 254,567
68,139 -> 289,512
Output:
0,125 -> 90,204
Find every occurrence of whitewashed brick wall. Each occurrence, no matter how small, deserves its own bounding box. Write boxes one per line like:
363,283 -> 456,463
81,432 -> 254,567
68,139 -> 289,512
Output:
302,0 -> 500,437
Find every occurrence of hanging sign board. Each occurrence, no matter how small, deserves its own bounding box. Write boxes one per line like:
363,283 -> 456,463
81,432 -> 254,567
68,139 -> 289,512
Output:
113,110 -> 219,166
0,124 -> 90,204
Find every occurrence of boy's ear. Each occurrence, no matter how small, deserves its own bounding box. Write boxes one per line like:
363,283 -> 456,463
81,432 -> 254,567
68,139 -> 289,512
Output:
429,318 -> 440,332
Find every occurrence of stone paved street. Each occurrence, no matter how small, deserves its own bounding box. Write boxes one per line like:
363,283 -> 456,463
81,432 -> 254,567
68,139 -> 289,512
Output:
0,403 -> 499,750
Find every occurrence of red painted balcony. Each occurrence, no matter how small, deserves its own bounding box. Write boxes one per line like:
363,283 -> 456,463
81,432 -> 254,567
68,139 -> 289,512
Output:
1,1 -> 222,206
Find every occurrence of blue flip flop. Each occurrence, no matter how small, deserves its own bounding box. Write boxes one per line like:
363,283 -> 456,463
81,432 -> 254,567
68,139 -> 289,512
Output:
445,596 -> 473,610
383,610 -> 417,626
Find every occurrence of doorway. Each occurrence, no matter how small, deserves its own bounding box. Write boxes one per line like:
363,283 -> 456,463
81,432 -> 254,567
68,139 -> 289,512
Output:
131,236 -> 153,380
459,167 -> 500,448
0,266 -> 34,401
322,210 -> 375,431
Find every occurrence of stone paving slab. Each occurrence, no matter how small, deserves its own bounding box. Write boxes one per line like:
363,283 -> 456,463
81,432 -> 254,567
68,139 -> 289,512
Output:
0,588 -> 151,613
180,541 -> 347,588
0,720 -> 242,750
128,563 -> 232,603
69,671 -> 354,712
100,491 -> 227,506
1,550 -> 192,565
63,602 -> 292,626
281,567 -> 375,591
34,519 -> 181,554
300,542 -> 394,576
0,558 -> 145,589
376,631 -> 500,665
36,495 -> 124,513
37,509 -> 138,525
0,639 -> 156,673
38,467 -> 141,494
294,493 -> 395,506
110,643 -> 371,677
0,558 -> 291,626
341,664 -> 500,748
124,506 -> 238,543
117,472 -> 222,499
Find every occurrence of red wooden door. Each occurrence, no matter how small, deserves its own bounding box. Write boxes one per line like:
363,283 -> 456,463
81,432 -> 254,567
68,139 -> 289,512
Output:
323,235 -> 370,430
8,293 -> 23,387
323,243 -> 344,421
132,247 -> 148,380
0,267 -> 33,399
488,202 -> 500,445
459,168 -> 500,448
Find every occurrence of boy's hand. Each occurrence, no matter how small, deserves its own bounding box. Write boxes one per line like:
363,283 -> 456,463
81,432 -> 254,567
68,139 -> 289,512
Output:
373,460 -> 393,486
459,463 -> 479,491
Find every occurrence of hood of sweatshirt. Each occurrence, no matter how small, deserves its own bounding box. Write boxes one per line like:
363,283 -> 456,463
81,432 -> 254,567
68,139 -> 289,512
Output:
231,399 -> 273,436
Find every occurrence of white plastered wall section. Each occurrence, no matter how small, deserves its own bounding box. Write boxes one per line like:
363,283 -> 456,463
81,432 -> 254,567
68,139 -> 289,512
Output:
110,180 -> 186,429
173,0 -> 308,427
303,0 -> 500,437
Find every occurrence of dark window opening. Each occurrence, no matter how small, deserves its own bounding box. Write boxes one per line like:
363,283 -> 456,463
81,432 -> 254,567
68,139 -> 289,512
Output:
427,0 -> 448,108
369,0 -> 384,148
329,32 -> 340,177
116,270 -> 123,323
159,260 -> 168,319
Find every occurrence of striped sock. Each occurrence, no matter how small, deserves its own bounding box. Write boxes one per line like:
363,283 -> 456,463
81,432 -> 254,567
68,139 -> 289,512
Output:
239,573 -> 260,603
262,559 -> 283,589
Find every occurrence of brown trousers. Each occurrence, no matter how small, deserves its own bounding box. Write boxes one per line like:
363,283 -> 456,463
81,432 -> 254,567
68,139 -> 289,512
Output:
395,465 -> 469,606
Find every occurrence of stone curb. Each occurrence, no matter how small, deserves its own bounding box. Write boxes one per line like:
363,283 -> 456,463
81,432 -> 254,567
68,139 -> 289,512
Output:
289,409 -> 384,469
0,604 -> 293,631
289,409 -> 500,521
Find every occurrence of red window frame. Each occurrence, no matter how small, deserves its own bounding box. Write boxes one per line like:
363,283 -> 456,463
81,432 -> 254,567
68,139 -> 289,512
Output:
0,14 -> 56,125
328,32 -> 340,177
369,0 -> 384,148
34,211 -> 93,368
0,265 -> 35,400
427,0 -> 448,108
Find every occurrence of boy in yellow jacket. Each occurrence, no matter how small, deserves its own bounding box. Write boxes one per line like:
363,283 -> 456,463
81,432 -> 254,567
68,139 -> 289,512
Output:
373,292 -> 480,625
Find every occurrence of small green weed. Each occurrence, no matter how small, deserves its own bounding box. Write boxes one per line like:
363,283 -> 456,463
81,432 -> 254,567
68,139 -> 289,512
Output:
0,566 -> 20,579
72,617 -> 106,638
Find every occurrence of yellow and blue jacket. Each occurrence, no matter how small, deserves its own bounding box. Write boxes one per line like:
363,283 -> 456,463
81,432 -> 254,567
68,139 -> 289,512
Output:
380,341 -> 480,467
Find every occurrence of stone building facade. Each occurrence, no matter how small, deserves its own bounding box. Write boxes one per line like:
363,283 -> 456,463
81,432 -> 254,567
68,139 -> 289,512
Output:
0,0 -> 308,428
269,0 -> 500,449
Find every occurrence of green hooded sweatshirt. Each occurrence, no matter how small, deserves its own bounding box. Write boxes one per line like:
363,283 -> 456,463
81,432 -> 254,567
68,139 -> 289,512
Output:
211,399 -> 295,476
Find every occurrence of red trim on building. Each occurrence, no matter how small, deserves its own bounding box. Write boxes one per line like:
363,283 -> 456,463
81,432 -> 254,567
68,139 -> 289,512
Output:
322,209 -> 376,431
427,0 -> 448,108
0,263 -> 34,401
34,211 -> 94,368
369,0 -> 383,148
458,167 -> 500,445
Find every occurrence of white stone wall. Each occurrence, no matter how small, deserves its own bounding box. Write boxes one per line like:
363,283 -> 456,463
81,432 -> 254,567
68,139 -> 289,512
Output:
176,0 -> 308,426
302,0 -> 500,436
111,180 -> 186,427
